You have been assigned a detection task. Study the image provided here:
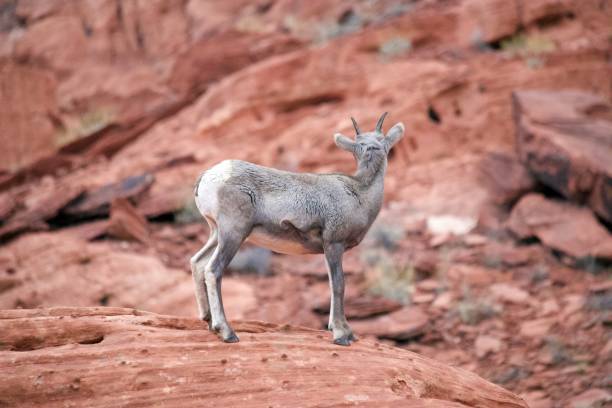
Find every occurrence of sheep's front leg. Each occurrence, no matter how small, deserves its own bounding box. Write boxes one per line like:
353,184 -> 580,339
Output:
324,242 -> 356,346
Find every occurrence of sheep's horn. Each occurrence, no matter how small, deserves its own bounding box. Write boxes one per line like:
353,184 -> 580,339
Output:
376,112 -> 388,133
350,117 -> 361,135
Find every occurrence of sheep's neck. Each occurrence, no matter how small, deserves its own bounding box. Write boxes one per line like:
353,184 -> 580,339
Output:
354,157 -> 387,187
353,157 -> 386,217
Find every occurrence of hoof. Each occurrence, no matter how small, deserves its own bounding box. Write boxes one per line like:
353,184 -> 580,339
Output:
223,332 -> 240,343
333,336 -> 352,346
348,332 -> 358,342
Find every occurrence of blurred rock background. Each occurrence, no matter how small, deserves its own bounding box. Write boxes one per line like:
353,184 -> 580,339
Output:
0,1 -> 611,406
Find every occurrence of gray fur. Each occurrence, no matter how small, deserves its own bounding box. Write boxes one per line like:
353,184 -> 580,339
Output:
190,114 -> 405,345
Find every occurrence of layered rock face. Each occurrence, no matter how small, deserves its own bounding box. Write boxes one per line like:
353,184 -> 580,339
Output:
513,90 -> 612,224
0,307 -> 527,408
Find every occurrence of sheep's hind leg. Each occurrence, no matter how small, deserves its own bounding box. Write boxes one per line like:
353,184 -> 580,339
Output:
190,223 -> 218,328
204,229 -> 245,343
323,242 -> 356,346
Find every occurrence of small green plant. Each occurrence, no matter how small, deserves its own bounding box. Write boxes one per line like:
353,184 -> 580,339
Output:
283,10 -> 363,43
315,15 -> 363,44
235,14 -> 270,34
362,250 -> 414,304
364,221 -> 405,252
378,37 -> 412,60
500,34 -> 556,56
228,247 -> 271,276
56,108 -> 115,147
544,336 -> 573,365
575,256 -> 610,275
586,292 -> 612,311
482,253 -> 502,269
174,193 -> 201,224
456,285 -> 500,325
525,57 -> 544,69
434,247 -> 452,292
491,366 -> 531,385
530,263 -> 550,284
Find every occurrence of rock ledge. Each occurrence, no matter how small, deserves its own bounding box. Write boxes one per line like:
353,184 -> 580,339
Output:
0,307 -> 526,407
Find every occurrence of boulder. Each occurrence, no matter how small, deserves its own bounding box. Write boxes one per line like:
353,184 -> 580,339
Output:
0,307 -> 528,408
350,306 -> 430,341
0,184 -> 85,241
313,295 -> 403,319
63,173 -> 154,219
478,151 -> 535,205
107,198 -> 150,244
513,90 -> 612,223
475,335 -> 503,359
507,193 -> 612,259
569,389 -> 611,408
490,283 -> 530,304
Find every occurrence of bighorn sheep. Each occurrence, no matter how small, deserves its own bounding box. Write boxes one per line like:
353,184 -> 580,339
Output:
191,113 -> 404,345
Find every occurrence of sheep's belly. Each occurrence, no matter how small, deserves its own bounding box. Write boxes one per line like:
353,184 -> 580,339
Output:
247,227 -> 323,255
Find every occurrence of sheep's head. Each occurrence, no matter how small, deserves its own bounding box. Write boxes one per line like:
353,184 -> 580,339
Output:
334,113 -> 404,167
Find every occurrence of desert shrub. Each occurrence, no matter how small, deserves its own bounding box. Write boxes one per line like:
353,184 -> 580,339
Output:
315,12 -> 363,43
575,256 -> 611,275
56,108 -> 115,147
544,336 -> 573,365
500,34 -> 556,56
363,221 -> 405,252
174,194 -> 201,224
378,37 -> 412,60
586,292 -> 612,311
434,247 -> 452,292
229,247 -> 272,276
235,14 -> 270,33
456,285 -> 500,325
362,250 -> 414,304
283,10 -> 363,43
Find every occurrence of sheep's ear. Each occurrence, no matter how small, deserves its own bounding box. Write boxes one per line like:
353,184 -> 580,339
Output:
334,133 -> 357,153
383,123 -> 405,152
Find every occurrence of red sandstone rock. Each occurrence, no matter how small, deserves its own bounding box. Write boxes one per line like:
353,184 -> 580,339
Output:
475,335 -> 503,358
313,295 -> 403,319
478,151 -> 535,205
351,306 -> 430,341
63,173 -> 154,218
507,193 -> 612,259
569,389 -> 611,408
0,193 -> 16,222
0,307 -> 527,408
520,318 -> 556,338
0,184 -> 85,241
0,62 -> 59,172
107,198 -> 150,244
490,283 -> 530,304
0,232 -> 254,318
513,90 -> 612,223
0,1 -> 611,405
